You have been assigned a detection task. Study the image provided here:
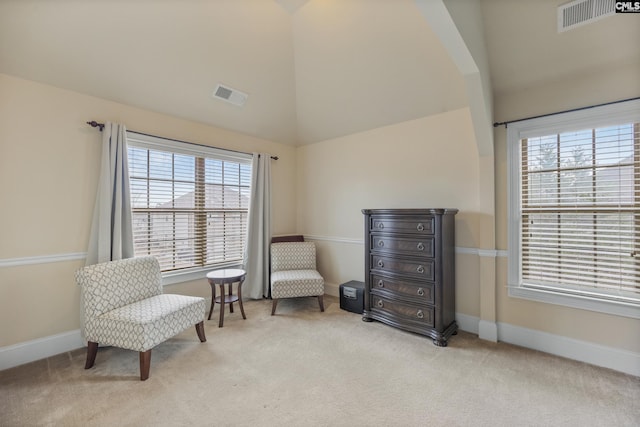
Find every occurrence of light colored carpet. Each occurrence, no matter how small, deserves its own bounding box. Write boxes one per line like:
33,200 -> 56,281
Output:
1,296 -> 638,426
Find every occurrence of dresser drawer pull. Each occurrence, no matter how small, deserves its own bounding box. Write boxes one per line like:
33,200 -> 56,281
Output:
377,300 -> 384,308
416,265 -> 425,274
417,288 -> 424,296
417,242 -> 425,251
416,223 -> 424,231
377,223 -> 384,230
378,240 -> 385,247
377,260 -> 384,268
377,280 -> 384,288
416,310 -> 424,319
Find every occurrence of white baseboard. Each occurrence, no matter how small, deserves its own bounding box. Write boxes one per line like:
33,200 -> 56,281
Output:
0,329 -> 83,371
478,319 -> 498,342
455,312 -> 479,335
327,284 -> 638,376
497,322 -> 640,377
459,315 -> 639,377
2,313 -> 637,378
325,282 -> 340,298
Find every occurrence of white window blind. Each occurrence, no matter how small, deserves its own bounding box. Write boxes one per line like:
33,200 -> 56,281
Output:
507,99 -> 640,317
521,123 -> 639,302
126,133 -> 252,273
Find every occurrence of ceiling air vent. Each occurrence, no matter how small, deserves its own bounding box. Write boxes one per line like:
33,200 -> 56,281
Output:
558,0 -> 615,32
212,84 -> 248,107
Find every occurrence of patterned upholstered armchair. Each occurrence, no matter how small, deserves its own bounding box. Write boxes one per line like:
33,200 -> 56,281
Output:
270,241 -> 325,315
75,256 -> 206,380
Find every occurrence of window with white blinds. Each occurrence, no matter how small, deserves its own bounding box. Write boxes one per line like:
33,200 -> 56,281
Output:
507,100 -> 640,318
126,133 -> 252,273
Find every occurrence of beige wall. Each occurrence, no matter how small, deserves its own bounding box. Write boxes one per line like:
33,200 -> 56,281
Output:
296,107 -> 483,317
0,74 -> 297,347
2,58 -> 639,362
493,60 -> 640,353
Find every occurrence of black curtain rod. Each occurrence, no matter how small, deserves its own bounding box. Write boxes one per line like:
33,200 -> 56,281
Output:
86,120 -> 278,160
492,97 -> 640,128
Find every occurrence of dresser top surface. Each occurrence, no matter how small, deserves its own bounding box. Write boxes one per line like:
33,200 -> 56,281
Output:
362,208 -> 458,215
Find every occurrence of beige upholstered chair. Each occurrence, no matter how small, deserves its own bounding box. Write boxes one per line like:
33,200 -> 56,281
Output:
270,241 -> 325,315
75,256 -> 206,380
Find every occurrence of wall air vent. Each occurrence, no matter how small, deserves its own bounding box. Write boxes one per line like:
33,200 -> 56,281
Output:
558,0 -> 615,32
212,84 -> 248,107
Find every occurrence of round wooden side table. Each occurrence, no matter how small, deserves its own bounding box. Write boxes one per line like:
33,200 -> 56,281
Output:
206,268 -> 247,327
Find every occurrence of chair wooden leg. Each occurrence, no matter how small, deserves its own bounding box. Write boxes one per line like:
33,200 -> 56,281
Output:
195,321 -> 206,342
318,295 -> 325,312
271,299 -> 278,315
139,350 -> 152,381
85,341 -> 98,369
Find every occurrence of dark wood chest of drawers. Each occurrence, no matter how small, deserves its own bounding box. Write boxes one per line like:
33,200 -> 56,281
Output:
362,208 -> 458,346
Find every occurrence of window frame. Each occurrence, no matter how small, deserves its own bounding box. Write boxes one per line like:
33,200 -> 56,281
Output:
507,99 -> 640,319
126,131 -> 252,285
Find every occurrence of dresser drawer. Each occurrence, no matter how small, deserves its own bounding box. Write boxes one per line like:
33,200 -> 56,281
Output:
369,216 -> 435,235
370,295 -> 434,327
370,274 -> 434,304
370,234 -> 434,257
370,254 -> 434,280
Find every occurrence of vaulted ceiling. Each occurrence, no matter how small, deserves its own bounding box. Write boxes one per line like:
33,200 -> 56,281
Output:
1,0 -> 638,146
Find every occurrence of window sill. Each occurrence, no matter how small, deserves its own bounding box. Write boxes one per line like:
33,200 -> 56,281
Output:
161,263 -> 244,286
508,285 -> 640,319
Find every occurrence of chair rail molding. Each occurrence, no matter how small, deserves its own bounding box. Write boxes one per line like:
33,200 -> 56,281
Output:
0,252 -> 87,268
302,235 -> 363,245
0,243 -> 508,269
303,234 -> 508,258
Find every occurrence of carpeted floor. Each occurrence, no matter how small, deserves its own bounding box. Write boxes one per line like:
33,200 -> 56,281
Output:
1,296 -> 639,426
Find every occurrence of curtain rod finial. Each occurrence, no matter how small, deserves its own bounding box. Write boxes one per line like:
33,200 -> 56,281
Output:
87,121 -> 105,131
